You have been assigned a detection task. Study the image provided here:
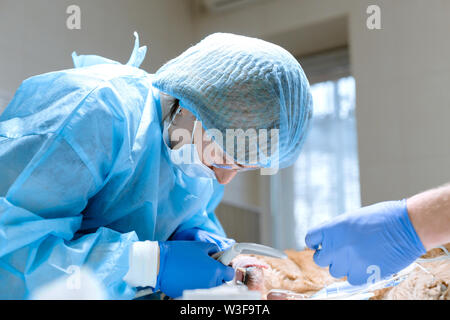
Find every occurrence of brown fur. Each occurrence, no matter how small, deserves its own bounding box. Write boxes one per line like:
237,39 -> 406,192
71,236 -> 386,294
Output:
232,243 -> 450,300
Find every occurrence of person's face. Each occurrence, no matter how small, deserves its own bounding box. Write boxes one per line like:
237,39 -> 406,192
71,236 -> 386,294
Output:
199,133 -> 259,184
169,108 -> 258,184
193,115 -> 259,184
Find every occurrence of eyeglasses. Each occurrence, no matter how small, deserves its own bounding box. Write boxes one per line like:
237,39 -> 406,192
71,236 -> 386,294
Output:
210,163 -> 258,172
173,110 -> 260,173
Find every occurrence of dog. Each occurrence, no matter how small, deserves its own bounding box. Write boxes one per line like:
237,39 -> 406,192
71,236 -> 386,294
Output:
231,243 -> 450,300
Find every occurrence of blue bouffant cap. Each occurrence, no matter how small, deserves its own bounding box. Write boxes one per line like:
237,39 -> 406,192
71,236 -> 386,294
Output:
153,33 -> 313,169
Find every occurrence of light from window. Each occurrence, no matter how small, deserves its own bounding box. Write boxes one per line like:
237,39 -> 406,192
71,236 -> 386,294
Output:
294,76 -> 361,248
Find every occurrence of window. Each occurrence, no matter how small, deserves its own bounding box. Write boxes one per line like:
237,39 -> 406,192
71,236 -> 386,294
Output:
294,76 -> 361,248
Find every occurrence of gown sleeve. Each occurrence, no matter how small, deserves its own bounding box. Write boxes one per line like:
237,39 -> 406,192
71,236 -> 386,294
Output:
0,74 -> 139,300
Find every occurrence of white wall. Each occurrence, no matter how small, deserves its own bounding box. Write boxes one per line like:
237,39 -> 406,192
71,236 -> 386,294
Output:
349,0 -> 450,203
0,0 -> 194,103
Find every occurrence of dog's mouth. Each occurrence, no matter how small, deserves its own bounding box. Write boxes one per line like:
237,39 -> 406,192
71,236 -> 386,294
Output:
235,266 -> 263,284
231,256 -> 269,292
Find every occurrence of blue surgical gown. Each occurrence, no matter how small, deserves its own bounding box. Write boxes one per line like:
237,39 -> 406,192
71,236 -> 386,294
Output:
0,43 -> 227,299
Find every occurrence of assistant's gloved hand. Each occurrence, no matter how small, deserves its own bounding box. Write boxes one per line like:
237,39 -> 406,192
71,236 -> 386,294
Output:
305,200 -> 426,285
155,241 -> 235,298
171,227 -> 236,253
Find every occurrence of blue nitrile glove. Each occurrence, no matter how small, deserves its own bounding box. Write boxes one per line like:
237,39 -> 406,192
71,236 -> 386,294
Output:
305,200 -> 426,286
155,241 -> 235,298
171,228 -> 236,253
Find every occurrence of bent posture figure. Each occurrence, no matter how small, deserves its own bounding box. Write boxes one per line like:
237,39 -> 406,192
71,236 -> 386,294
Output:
0,33 -> 313,299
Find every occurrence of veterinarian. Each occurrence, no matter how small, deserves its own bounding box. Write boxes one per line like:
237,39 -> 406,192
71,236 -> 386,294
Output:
306,183 -> 450,285
0,33 -> 313,299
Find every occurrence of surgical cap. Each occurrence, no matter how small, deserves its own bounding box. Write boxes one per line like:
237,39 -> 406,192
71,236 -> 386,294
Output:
153,33 -> 313,169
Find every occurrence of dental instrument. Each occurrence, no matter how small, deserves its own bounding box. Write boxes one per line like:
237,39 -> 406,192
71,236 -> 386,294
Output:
211,242 -> 288,266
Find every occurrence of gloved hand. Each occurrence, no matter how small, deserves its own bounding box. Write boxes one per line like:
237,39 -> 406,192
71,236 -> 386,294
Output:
171,227 -> 236,253
155,241 -> 235,298
305,199 -> 426,285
